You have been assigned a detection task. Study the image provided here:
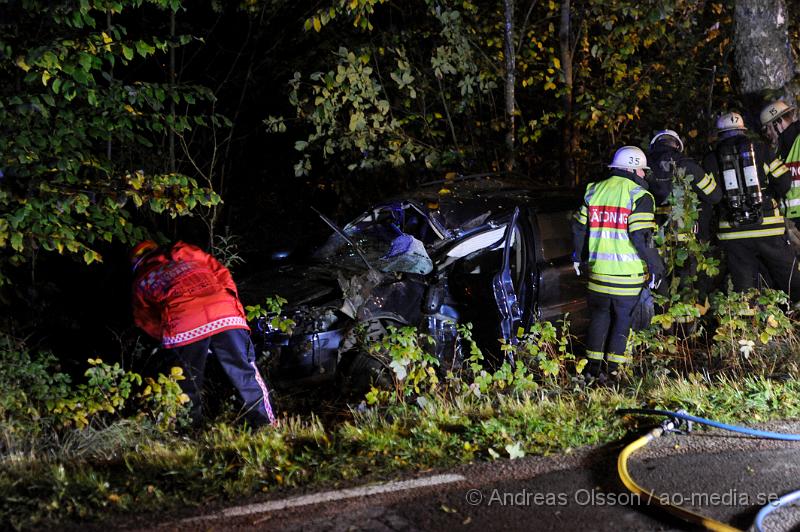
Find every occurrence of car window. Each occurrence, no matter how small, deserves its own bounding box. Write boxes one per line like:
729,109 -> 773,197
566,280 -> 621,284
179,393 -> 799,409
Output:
451,226 -> 524,286
313,203 -> 436,274
355,204 -> 441,244
445,225 -> 515,258
537,211 -> 573,260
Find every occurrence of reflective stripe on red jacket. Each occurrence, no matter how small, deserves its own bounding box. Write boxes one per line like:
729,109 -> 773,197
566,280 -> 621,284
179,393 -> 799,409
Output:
132,241 -> 249,348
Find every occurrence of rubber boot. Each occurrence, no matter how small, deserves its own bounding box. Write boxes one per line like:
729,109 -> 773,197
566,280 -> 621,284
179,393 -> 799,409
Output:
584,359 -> 603,379
606,362 -> 622,384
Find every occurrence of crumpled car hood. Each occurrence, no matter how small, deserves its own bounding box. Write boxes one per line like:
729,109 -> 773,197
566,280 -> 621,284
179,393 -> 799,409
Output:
239,263 -> 343,309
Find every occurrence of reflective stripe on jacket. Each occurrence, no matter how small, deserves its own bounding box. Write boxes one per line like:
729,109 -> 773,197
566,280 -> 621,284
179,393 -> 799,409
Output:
703,136 -> 789,240
574,175 -> 655,295
783,133 -> 800,218
132,241 -> 249,348
717,207 -> 786,241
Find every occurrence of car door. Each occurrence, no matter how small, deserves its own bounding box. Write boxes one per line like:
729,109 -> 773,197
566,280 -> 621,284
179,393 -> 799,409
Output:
531,209 -> 589,333
492,207 -> 523,358
443,208 -> 526,366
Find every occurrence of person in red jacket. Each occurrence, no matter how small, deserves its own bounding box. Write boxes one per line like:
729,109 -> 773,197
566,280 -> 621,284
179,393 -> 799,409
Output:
130,240 -> 276,429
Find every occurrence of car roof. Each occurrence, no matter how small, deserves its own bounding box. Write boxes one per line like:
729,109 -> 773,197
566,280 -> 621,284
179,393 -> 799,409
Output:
394,174 -> 580,230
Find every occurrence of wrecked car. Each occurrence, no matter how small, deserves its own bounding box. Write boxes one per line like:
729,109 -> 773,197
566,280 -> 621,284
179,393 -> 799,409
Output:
240,175 -> 589,391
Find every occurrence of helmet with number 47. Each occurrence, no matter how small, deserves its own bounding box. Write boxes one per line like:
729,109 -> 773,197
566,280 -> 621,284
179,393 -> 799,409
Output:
715,112 -> 747,135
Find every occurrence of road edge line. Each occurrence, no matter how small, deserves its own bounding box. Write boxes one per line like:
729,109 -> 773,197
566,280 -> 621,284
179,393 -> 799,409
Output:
180,473 -> 467,523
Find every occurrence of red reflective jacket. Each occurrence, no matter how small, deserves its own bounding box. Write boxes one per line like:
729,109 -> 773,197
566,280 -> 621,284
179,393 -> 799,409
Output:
132,241 -> 248,348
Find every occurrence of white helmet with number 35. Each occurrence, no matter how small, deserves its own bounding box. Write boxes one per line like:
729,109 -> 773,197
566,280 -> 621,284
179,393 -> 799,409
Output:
608,146 -> 649,171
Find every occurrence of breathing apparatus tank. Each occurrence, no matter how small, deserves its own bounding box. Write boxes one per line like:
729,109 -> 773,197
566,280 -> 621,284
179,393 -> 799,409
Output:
717,138 -> 763,227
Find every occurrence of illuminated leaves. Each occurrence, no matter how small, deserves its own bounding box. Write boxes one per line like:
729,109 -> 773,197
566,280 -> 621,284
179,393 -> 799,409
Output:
1,1 -> 221,275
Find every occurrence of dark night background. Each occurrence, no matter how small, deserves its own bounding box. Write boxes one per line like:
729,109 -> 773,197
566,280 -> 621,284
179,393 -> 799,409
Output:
1,0 -> 798,377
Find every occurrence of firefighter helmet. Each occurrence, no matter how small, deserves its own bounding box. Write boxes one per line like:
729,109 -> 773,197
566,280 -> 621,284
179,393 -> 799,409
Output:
649,129 -> 684,152
715,112 -> 747,134
608,146 -> 649,171
759,100 -> 795,127
130,240 -> 158,271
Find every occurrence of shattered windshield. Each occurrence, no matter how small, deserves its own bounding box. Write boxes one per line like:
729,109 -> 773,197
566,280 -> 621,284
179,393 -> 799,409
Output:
314,203 -> 437,275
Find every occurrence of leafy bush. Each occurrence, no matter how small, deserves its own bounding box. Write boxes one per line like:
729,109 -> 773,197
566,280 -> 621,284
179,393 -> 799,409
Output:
0,334 -> 191,457
365,325 -> 439,405
0,0 -> 223,283
0,335 -> 72,453
364,319 -> 585,405
49,359 -> 142,429
629,286 -> 796,379
710,288 -> 795,364
138,367 -> 191,431
245,295 -> 296,334
654,165 -> 720,305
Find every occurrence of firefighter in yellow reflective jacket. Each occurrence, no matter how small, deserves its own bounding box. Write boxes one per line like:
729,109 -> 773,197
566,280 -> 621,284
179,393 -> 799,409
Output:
760,100 -> 800,230
702,111 -> 799,299
572,146 -> 665,381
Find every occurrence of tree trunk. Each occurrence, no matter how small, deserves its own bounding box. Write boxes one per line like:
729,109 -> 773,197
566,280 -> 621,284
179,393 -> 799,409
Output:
503,0 -> 516,173
734,0 -> 796,110
106,11 -> 113,161
558,0 -> 577,188
169,10 -> 177,173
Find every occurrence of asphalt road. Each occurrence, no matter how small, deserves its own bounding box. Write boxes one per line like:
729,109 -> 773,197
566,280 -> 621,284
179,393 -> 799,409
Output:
130,420 -> 800,532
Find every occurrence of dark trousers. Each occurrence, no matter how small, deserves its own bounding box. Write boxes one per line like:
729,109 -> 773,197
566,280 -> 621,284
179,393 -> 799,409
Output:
170,328 -> 275,427
586,290 -> 639,364
721,236 -> 800,301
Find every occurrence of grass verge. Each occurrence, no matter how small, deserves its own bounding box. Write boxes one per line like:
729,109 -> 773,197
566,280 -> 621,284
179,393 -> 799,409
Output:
3,372 -> 800,529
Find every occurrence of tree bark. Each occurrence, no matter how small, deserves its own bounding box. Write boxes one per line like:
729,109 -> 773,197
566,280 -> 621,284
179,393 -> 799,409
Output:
558,0 -> 577,188
169,10 -> 177,173
503,0 -> 516,173
734,0 -> 796,109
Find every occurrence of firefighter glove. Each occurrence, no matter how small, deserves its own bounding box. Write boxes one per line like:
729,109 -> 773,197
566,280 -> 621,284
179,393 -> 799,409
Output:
649,273 -> 663,290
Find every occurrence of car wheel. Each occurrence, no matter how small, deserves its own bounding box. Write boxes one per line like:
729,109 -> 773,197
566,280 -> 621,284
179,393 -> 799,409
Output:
342,350 -> 393,394
339,319 -> 396,396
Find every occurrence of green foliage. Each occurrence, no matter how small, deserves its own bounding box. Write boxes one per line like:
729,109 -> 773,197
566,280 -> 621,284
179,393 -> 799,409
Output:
2,312 -> 800,528
630,286 -> 797,378
305,0 -> 388,33
509,319 -> 581,384
519,0 -> 733,152
0,335 -> 73,452
274,1 -> 499,175
466,320 -> 583,396
0,0 -> 222,282
270,0 -> 734,177
245,295 -> 295,334
629,164 -> 732,374
211,233 -> 245,270
138,367 -> 191,431
365,325 -> 439,405
367,319 -> 584,405
284,47 -> 412,176
644,373 -> 800,425
710,288 -> 794,361
7,371 -> 800,528
0,333 -> 191,457
49,358 -> 142,429
654,165 -> 720,304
